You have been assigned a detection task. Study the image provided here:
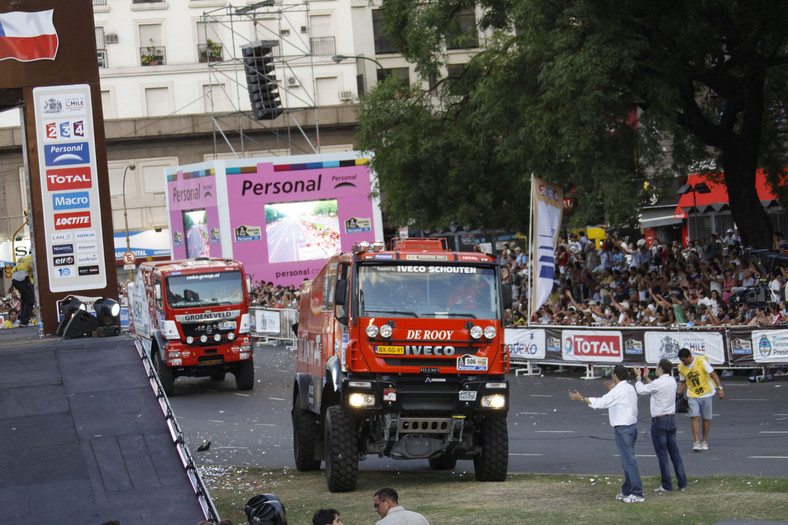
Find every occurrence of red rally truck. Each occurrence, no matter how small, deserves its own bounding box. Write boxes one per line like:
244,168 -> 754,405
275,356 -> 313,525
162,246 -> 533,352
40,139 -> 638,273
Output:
129,257 -> 253,396
292,239 -> 511,492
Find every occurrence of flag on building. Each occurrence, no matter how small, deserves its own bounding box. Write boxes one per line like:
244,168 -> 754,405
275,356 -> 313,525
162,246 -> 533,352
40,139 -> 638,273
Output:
0,10 -> 58,62
529,176 -> 563,317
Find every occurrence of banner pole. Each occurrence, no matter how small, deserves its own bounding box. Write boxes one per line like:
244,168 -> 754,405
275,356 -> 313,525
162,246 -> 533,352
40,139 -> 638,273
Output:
528,173 -> 535,326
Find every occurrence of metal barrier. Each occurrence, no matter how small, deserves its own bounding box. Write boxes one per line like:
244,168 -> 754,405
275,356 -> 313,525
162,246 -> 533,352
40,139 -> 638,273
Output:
250,307 -> 298,347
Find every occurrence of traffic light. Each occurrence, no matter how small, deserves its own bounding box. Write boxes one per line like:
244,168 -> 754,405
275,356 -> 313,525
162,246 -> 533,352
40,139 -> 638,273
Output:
4,264 -> 11,278
241,40 -> 283,121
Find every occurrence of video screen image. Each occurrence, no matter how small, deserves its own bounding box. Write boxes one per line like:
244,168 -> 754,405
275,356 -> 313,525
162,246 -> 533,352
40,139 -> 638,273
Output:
265,199 -> 340,263
183,209 -> 210,258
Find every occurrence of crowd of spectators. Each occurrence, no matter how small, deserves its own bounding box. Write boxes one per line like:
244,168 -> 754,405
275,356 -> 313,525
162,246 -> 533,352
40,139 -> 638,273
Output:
503,230 -> 788,327
249,281 -> 299,309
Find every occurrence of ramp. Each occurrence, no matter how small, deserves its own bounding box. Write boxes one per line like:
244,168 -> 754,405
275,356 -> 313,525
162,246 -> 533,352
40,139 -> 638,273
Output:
0,328 -> 217,524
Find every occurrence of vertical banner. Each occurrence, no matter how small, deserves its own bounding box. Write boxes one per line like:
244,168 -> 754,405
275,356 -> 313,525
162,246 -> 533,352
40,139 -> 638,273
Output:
33,84 -> 106,292
530,176 -> 563,315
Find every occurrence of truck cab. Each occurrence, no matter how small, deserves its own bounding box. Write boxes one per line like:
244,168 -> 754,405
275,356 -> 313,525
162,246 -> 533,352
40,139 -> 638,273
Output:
129,257 -> 253,396
293,239 -> 510,491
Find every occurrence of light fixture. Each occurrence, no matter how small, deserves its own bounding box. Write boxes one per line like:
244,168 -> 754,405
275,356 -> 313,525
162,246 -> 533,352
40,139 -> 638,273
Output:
93,298 -> 121,337
55,297 -> 87,337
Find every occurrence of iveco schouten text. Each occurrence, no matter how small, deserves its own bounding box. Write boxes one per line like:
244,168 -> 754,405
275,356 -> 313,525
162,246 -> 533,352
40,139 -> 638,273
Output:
292,239 -> 511,492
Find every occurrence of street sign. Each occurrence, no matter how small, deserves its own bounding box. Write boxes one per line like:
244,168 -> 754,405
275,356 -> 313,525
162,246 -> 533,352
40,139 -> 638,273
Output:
122,251 -> 136,265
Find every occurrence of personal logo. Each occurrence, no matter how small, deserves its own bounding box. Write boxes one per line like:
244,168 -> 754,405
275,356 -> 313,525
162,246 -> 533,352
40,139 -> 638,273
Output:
52,191 -> 89,211
52,244 -> 74,255
759,335 -> 772,358
44,142 -> 90,166
54,211 -> 91,230
46,167 -> 92,191
53,255 -> 74,266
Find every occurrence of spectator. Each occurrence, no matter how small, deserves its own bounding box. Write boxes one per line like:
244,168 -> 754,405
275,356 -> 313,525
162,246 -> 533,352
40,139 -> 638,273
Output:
373,488 -> 430,525
313,509 -> 342,525
676,348 -> 725,452
2,308 -> 19,328
11,254 -> 35,326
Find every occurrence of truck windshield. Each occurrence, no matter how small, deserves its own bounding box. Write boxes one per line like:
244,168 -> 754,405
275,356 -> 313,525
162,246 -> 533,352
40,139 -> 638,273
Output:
357,264 -> 500,319
166,270 -> 244,309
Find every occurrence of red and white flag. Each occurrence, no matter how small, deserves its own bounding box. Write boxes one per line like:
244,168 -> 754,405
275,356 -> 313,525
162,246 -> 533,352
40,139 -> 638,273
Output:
0,9 -> 58,62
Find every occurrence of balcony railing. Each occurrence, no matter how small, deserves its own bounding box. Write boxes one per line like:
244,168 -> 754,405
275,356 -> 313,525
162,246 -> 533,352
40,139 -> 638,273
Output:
198,42 -> 223,63
310,37 -> 335,57
97,49 -> 107,68
92,0 -> 107,5
132,0 -> 164,3
140,46 -> 166,66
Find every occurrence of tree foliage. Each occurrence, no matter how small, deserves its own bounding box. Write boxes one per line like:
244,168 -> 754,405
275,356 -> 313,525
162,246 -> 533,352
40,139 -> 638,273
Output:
357,0 -> 788,247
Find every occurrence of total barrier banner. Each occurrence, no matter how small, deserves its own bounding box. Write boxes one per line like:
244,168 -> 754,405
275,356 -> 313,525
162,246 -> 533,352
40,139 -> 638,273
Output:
506,326 -> 787,367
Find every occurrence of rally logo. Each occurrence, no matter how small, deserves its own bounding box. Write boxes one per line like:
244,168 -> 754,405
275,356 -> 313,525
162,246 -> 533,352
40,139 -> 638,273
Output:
54,211 -> 91,230
759,335 -> 772,357
563,331 -> 623,361
44,142 -> 90,166
53,255 -> 74,266
730,338 -> 752,355
52,244 -> 73,255
52,191 -> 89,211
46,167 -> 92,191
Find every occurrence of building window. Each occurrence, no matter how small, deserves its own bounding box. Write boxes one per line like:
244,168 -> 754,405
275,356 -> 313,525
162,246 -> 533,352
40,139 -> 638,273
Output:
446,9 -> 479,50
377,67 -> 409,85
95,27 -> 107,68
309,14 -> 335,56
197,21 -> 223,63
310,37 -> 335,56
372,9 -> 398,54
145,87 -> 171,117
139,24 -> 165,66
92,0 -> 107,5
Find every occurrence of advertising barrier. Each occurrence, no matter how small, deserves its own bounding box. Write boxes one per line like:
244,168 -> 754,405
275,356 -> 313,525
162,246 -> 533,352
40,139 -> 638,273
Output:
250,306 -> 297,346
506,326 -> 788,370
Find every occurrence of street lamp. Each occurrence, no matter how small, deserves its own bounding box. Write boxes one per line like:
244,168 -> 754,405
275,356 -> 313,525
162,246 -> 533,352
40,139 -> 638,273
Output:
122,164 -> 136,280
331,54 -> 385,70
677,181 -> 711,242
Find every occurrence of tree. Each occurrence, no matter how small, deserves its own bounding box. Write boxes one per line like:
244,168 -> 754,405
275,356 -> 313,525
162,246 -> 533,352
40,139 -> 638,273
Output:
357,0 -> 788,247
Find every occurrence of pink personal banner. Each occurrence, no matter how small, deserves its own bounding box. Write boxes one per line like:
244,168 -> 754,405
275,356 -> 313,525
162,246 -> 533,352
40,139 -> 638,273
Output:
0,10 -> 59,62
166,154 -> 381,288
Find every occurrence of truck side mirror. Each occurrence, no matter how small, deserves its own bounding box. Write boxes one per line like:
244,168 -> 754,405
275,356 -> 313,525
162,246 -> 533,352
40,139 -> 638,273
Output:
154,283 -> 162,301
335,278 -> 347,306
501,283 -> 513,310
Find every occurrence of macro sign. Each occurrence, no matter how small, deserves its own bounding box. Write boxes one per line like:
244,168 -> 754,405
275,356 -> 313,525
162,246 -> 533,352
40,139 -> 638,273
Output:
33,84 -> 106,292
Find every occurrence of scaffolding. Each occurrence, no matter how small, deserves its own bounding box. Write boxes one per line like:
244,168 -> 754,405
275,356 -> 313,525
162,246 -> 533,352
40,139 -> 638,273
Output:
198,1 -> 322,159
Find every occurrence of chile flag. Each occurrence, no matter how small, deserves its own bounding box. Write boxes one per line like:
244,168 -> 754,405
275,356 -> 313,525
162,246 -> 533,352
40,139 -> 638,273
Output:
0,9 -> 58,62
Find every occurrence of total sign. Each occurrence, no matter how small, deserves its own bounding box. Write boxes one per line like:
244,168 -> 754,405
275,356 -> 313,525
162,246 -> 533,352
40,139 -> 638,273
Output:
34,84 -> 106,293
562,330 -> 623,363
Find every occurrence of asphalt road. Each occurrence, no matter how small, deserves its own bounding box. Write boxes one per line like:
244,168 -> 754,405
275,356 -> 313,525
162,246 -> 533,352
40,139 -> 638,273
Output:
170,343 -> 788,479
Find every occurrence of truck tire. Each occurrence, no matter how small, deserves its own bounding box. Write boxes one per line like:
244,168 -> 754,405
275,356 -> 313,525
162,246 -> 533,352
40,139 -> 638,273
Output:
324,406 -> 358,492
235,358 -> 254,391
154,350 -> 175,397
293,408 -> 321,471
428,453 -> 457,470
473,417 -> 508,482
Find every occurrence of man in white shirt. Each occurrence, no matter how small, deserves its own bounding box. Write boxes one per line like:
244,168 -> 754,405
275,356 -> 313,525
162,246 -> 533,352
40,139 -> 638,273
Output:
373,488 -> 430,525
634,360 -> 688,493
569,364 -> 644,503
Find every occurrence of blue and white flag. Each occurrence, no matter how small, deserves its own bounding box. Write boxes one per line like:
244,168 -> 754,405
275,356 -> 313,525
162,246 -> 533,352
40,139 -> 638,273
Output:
531,176 -> 563,315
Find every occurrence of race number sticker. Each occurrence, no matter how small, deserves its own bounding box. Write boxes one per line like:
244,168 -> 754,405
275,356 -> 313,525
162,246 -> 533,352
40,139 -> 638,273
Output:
457,355 -> 488,371
459,390 -> 477,401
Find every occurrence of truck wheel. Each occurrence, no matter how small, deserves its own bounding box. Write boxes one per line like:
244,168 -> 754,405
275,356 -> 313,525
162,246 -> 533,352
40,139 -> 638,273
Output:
235,358 -> 254,391
428,453 -> 457,470
154,351 -> 175,397
473,417 -> 508,482
324,406 -> 358,492
293,408 -> 321,471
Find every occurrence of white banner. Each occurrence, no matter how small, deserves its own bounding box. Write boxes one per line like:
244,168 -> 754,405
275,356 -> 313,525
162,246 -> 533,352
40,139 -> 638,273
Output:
505,328 -> 546,360
644,331 -> 725,365
255,309 -> 281,334
531,177 -> 563,314
750,329 -> 788,363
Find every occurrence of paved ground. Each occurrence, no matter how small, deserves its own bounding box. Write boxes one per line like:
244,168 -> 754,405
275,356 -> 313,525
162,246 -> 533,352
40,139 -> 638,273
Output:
0,329 -> 206,524
170,342 -> 788,479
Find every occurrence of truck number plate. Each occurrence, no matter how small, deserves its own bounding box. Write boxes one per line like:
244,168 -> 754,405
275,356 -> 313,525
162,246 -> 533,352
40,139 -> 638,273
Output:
459,391 -> 477,401
200,359 -> 222,366
376,345 -> 404,355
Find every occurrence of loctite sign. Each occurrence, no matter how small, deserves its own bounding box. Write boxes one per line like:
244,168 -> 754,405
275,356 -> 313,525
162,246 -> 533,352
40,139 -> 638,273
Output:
562,330 -> 623,362
34,84 -> 106,292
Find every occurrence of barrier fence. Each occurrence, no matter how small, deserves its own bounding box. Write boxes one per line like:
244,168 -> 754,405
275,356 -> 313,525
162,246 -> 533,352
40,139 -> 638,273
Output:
250,307 -> 298,346
505,325 -> 788,378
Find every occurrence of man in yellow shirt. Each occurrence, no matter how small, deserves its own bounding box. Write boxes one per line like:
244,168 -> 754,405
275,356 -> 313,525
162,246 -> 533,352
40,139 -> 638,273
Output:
11,254 -> 35,326
677,348 -> 725,452
2,308 -> 19,328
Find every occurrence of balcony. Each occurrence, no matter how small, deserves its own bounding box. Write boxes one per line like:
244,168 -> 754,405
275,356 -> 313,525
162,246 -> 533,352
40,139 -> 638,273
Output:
140,46 -> 166,66
132,0 -> 164,3
97,49 -> 107,68
92,0 -> 107,5
198,41 -> 223,63
310,37 -> 335,57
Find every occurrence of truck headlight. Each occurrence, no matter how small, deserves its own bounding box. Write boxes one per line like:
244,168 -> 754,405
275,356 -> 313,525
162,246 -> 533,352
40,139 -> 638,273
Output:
348,392 -> 376,407
481,394 -> 506,409
469,325 -> 483,339
483,326 -> 497,339
379,324 -> 393,338
365,324 -> 379,338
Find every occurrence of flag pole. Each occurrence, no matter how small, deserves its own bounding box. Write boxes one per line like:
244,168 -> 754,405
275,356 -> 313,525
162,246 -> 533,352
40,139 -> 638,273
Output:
527,173 -> 535,326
